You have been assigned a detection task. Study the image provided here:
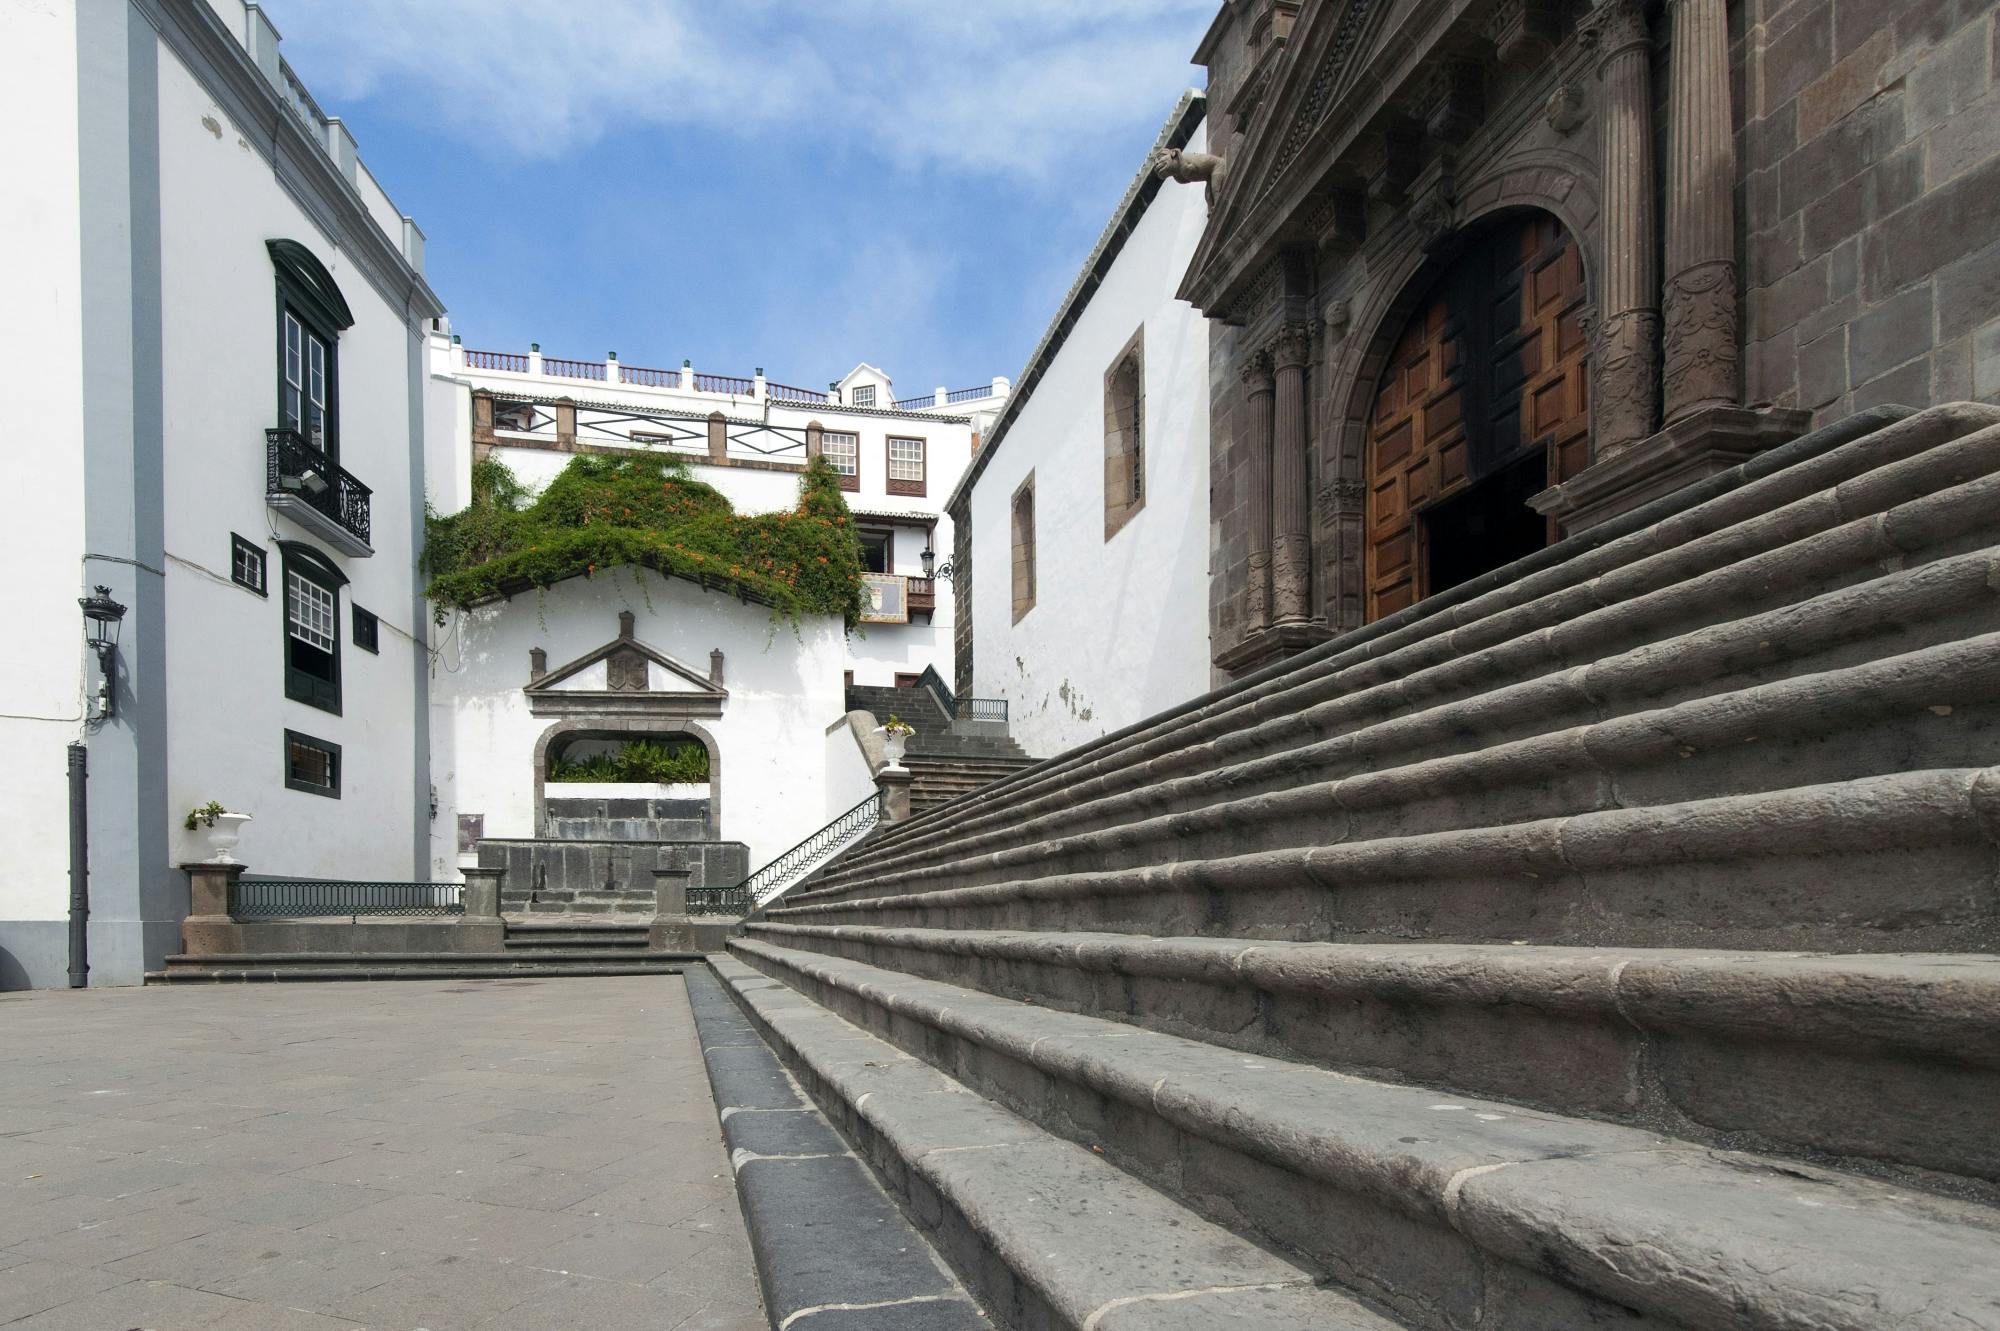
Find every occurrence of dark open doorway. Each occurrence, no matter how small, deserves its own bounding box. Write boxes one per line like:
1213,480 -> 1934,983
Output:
1421,449 -> 1549,597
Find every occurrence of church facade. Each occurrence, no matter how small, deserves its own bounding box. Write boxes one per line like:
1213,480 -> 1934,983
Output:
1173,0 -> 2000,675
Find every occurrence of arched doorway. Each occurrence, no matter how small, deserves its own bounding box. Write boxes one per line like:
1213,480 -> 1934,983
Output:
1364,211 -> 1588,619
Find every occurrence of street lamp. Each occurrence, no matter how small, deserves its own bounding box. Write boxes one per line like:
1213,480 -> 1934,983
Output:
920,544 -> 935,577
79,585 -> 126,721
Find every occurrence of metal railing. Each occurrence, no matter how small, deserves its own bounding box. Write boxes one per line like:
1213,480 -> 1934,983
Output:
694,372 -> 755,395
687,791 -> 883,916
946,384 -> 998,403
893,393 -> 936,410
543,356 -> 606,381
914,664 -> 1007,724
766,380 -> 824,403
619,363 -> 681,388
266,428 -> 372,547
231,877 -> 464,919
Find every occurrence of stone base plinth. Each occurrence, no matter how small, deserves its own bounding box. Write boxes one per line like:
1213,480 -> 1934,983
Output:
1212,620 -> 1333,677
1533,405 -> 1812,535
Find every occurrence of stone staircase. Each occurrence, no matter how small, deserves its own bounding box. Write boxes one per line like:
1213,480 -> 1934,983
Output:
711,403 -> 2000,1328
845,683 -> 1038,816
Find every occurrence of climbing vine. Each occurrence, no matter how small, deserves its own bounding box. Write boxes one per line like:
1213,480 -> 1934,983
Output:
423,453 -> 866,628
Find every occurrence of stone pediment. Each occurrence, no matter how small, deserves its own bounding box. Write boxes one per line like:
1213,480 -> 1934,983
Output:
1180,0 -> 1454,317
525,611 -> 727,717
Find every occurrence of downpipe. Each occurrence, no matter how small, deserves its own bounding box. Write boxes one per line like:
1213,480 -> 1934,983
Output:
67,742 -> 88,988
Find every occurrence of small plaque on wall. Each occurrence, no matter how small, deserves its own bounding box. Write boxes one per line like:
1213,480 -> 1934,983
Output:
457,813 -> 485,853
860,574 -> 909,625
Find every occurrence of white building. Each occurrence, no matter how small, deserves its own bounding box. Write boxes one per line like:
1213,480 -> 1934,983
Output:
0,0 -> 442,989
947,94 -> 1214,759
425,337 -> 1007,691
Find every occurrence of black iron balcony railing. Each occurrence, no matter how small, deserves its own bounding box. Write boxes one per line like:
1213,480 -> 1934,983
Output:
231,877 -> 463,919
266,428 -> 371,549
917,663 -> 1008,724
687,790 -> 883,916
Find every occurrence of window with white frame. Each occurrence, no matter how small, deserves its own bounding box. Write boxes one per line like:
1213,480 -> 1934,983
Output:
850,385 -> 876,408
282,310 -> 330,450
887,436 -> 926,496
822,431 -> 859,491
231,533 -> 267,596
283,549 -> 342,714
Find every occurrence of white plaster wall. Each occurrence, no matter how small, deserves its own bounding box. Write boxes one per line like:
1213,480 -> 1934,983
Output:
969,123 -> 1212,759
823,717 -> 877,820
432,570 -> 846,874
0,1 -> 86,923
153,41 -> 425,878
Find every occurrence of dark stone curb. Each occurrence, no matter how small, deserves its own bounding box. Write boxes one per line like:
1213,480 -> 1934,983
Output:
684,965 -> 987,1331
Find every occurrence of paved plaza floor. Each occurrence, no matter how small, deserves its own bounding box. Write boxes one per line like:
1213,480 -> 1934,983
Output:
0,975 -> 766,1330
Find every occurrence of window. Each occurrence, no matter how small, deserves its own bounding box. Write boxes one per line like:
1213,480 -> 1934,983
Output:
858,530 -> 892,574
1011,472 -> 1036,622
822,431 -> 860,492
1104,328 -> 1146,538
887,436 -> 926,497
231,533 -> 267,596
267,240 -> 353,461
281,544 -> 344,714
285,730 -> 341,797
850,384 -> 877,408
352,605 -> 379,654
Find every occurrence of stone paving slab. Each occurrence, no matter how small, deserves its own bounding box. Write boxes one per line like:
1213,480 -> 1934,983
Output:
0,976 -> 765,1330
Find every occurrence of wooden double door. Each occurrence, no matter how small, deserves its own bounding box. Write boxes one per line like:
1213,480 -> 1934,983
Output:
1365,212 -> 1589,620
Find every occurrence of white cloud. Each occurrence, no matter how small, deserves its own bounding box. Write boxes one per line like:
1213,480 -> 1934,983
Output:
268,0 -> 1210,182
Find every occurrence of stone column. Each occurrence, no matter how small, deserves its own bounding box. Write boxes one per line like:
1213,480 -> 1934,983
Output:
1269,323 -> 1318,625
877,767 -> 914,823
1239,352 -> 1276,634
460,866 -> 503,920
1586,0 -> 1659,458
707,411 -> 728,464
554,397 -> 577,450
1662,0 -> 1739,421
179,862 -> 243,958
649,866 -> 696,953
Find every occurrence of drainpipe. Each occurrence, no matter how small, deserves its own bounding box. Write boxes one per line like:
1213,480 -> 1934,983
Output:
66,743 -> 89,988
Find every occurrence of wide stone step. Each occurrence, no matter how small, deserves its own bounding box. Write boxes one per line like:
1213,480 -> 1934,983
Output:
805,635 -> 2000,906
745,921 -> 2000,1190
815,551 -> 2000,901
722,943 -> 2000,1331
772,767 -> 2000,954
711,956 -> 1413,1331
856,405 -> 2000,872
151,951 -> 688,982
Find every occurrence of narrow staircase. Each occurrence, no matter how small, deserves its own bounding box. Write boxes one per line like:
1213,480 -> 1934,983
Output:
846,683 -> 1038,816
711,403 -> 2000,1329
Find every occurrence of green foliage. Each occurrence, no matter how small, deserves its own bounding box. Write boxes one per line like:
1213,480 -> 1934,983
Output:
424,453 -> 866,626
183,800 -> 228,831
549,738 -> 711,784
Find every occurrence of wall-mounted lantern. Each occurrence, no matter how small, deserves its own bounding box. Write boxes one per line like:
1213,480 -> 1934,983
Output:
79,585 -> 126,721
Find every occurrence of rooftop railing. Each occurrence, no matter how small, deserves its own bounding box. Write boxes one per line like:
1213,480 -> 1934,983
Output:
458,349 -> 991,414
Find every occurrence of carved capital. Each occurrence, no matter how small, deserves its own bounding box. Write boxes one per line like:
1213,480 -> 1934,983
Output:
1269,321 -> 1319,372
1238,349 -> 1276,391
1584,0 -> 1651,67
1318,477 -> 1367,520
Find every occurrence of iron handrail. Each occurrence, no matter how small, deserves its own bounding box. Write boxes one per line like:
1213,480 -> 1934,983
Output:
687,790 -> 883,916
914,664 -> 1007,724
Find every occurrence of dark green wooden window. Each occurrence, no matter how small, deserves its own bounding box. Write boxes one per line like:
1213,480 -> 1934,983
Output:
284,730 -> 340,798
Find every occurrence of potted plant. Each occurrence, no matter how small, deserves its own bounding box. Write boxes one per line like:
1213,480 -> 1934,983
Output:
184,801 -> 252,865
876,715 -> 915,771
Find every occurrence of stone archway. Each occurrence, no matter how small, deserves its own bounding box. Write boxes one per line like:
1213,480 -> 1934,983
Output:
531,717 -> 722,839
1317,159 -> 1600,629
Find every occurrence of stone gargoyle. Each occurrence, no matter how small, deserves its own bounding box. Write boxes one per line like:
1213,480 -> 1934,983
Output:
1150,146 -> 1229,205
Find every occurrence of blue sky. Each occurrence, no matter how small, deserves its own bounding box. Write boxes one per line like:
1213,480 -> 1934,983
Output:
273,1 -> 1214,396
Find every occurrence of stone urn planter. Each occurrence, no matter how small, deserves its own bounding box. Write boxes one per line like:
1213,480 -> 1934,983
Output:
876,722 -> 913,771
198,812 -> 252,864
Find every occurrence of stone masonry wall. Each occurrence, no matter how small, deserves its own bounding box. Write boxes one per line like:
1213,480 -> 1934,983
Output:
1743,0 -> 2000,422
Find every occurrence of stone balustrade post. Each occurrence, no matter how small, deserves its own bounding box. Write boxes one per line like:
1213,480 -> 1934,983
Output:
1240,352 -> 1276,635
1586,0 -> 1660,459
806,421 -> 823,462
459,866 -> 503,921
877,768 -> 913,823
470,390 -> 495,445
179,862 -> 244,959
1270,323 -> 1319,626
554,398 -> 576,450
649,866 -> 696,953
707,411 -> 728,464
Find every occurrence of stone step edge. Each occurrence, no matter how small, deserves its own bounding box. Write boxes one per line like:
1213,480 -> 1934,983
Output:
860,407 -> 1998,864
812,550 -> 2000,899
770,767 -> 2000,950
163,949 -> 694,964
746,922 -> 2000,1190
145,963 -> 684,983
730,938 -> 2000,1331
802,628 -> 2000,905
683,966 -> 990,1331
707,956 -> 1411,1331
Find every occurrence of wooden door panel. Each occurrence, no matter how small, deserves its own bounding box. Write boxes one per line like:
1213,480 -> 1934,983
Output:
1365,212 -> 1591,621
